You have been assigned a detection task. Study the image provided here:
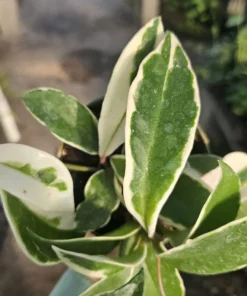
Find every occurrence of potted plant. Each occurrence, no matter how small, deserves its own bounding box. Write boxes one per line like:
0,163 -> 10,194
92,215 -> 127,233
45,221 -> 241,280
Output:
1,16 -> 247,296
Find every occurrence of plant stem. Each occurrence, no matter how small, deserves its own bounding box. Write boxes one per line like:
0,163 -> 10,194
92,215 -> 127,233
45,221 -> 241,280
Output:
100,156 -> 107,165
157,256 -> 166,296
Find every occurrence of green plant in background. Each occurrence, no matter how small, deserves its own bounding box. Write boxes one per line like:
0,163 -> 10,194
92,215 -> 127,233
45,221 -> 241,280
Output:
166,0 -> 225,38
166,0 -> 247,117
1,17 -> 247,295
198,24 -> 247,116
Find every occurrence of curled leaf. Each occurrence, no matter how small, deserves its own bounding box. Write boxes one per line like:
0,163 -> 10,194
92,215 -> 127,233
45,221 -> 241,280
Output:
0,144 -> 75,229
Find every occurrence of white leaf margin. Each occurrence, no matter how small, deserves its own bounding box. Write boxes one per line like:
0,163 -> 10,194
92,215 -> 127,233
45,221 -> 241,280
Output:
124,32 -> 201,237
53,242 -> 147,279
98,17 -> 164,157
0,143 -> 75,229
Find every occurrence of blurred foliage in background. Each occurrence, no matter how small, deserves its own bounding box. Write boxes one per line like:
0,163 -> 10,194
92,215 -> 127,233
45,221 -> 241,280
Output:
166,0 -> 226,38
164,0 -> 247,117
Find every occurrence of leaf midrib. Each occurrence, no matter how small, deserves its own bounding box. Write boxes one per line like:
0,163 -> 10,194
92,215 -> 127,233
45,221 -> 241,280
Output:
138,46 -> 175,226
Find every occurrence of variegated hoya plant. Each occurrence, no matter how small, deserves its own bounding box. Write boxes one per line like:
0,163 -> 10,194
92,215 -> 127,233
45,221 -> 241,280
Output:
1,17 -> 247,295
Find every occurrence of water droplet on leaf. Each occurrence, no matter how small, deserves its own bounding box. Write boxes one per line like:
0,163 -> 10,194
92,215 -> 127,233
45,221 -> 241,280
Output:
164,123 -> 174,134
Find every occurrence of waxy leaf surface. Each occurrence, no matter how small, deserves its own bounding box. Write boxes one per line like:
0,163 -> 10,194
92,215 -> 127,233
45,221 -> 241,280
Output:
192,161 -> 240,237
28,222 -> 140,260
186,154 -> 220,178
0,144 -> 75,229
75,168 -> 120,232
23,88 -> 98,154
53,241 -> 147,278
143,243 -> 184,296
102,269 -> 144,296
80,267 -> 139,296
1,191 -> 80,265
160,172 -> 210,229
170,161 -> 240,245
124,32 -> 200,236
98,17 -> 164,157
161,217 -> 247,274
201,152 -> 247,199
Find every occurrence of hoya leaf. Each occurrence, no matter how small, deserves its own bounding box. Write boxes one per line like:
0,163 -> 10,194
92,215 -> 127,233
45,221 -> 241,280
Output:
22,88 -> 98,155
124,32 -> 200,237
111,155 -> 210,231
201,152 -> 247,190
98,17 -> 164,157
186,154 -> 220,178
170,161 -> 240,246
119,233 -> 139,257
53,241 -> 147,278
161,217 -> 247,275
0,144 -> 75,229
75,168 -> 120,232
143,242 -> 184,296
224,153 -> 247,199
27,222 -> 141,260
191,161 -> 240,237
80,267 -> 139,296
1,191 -> 80,265
101,269 -> 144,296
160,172 -> 210,230
110,155 -> 126,184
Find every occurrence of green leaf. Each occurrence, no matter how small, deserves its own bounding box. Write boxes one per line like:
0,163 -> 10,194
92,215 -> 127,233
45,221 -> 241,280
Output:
98,17 -> 164,157
110,155 -> 126,183
124,31 -> 200,237
53,241 -> 147,278
22,88 -> 98,154
220,152 -> 247,199
75,168 -> 120,232
186,154 -> 220,178
160,217 -> 247,275
201,152 -> 247,193
192,161 -> 240,237
1,191 -> 80,265
0,144 -> 75,229
27,222 -> 140,261
143,242 -> 185,296
170,161 -> 240,245
160,172 -> 210,230
101,269 -> 144,296
80,267 -> 139,296
119,233 -> 139,257
111,155 -> 210,231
